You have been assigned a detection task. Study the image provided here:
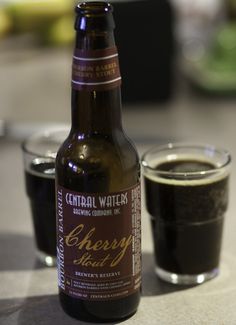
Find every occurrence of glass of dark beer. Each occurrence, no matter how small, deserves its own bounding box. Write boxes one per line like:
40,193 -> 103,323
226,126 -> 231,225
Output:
141,143 -> 231,285
22,128 -> 69,267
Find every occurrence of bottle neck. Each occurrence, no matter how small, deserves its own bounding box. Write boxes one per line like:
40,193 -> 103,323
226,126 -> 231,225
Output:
71,87 -> 122,134
71,29 -> 122,135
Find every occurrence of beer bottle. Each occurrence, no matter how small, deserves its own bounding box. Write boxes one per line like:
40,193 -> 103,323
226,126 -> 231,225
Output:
56,2 -> 141,322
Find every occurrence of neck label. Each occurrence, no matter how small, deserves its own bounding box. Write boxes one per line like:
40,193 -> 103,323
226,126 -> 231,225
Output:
72,46 -> 121,91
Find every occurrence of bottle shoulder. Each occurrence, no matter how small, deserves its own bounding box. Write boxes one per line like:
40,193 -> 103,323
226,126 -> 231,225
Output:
57,132 -> 139,165
56,132 -> 140,191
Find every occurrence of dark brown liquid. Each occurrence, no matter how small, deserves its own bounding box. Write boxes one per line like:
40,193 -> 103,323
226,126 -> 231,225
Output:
144,159 -> 229,275
25,160 -> 56,257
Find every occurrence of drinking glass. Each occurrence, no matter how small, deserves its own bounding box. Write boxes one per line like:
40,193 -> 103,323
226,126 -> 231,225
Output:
142,143 -> 231,285
22,128 -> 69,266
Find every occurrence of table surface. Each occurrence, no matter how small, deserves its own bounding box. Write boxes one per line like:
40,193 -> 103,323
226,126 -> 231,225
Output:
1,93 -> 236,325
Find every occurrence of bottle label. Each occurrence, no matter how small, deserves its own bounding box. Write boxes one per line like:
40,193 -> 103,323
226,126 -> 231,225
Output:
56,183 -> 141,301
72,46 -> 122,91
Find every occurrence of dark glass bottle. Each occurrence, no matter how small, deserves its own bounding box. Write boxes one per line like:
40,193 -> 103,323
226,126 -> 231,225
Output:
56,2 -> 141,322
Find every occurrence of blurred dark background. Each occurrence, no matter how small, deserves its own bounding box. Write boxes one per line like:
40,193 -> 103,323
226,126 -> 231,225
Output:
113,0 -> 175,103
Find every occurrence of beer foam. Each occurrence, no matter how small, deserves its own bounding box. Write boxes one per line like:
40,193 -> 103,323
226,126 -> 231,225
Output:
27,157 -> 55,179
143,154 -> 229,186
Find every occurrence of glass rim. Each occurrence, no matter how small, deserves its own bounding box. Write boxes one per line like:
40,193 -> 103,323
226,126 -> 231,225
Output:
21,127 -> 69,158
141,142 -> 232,178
